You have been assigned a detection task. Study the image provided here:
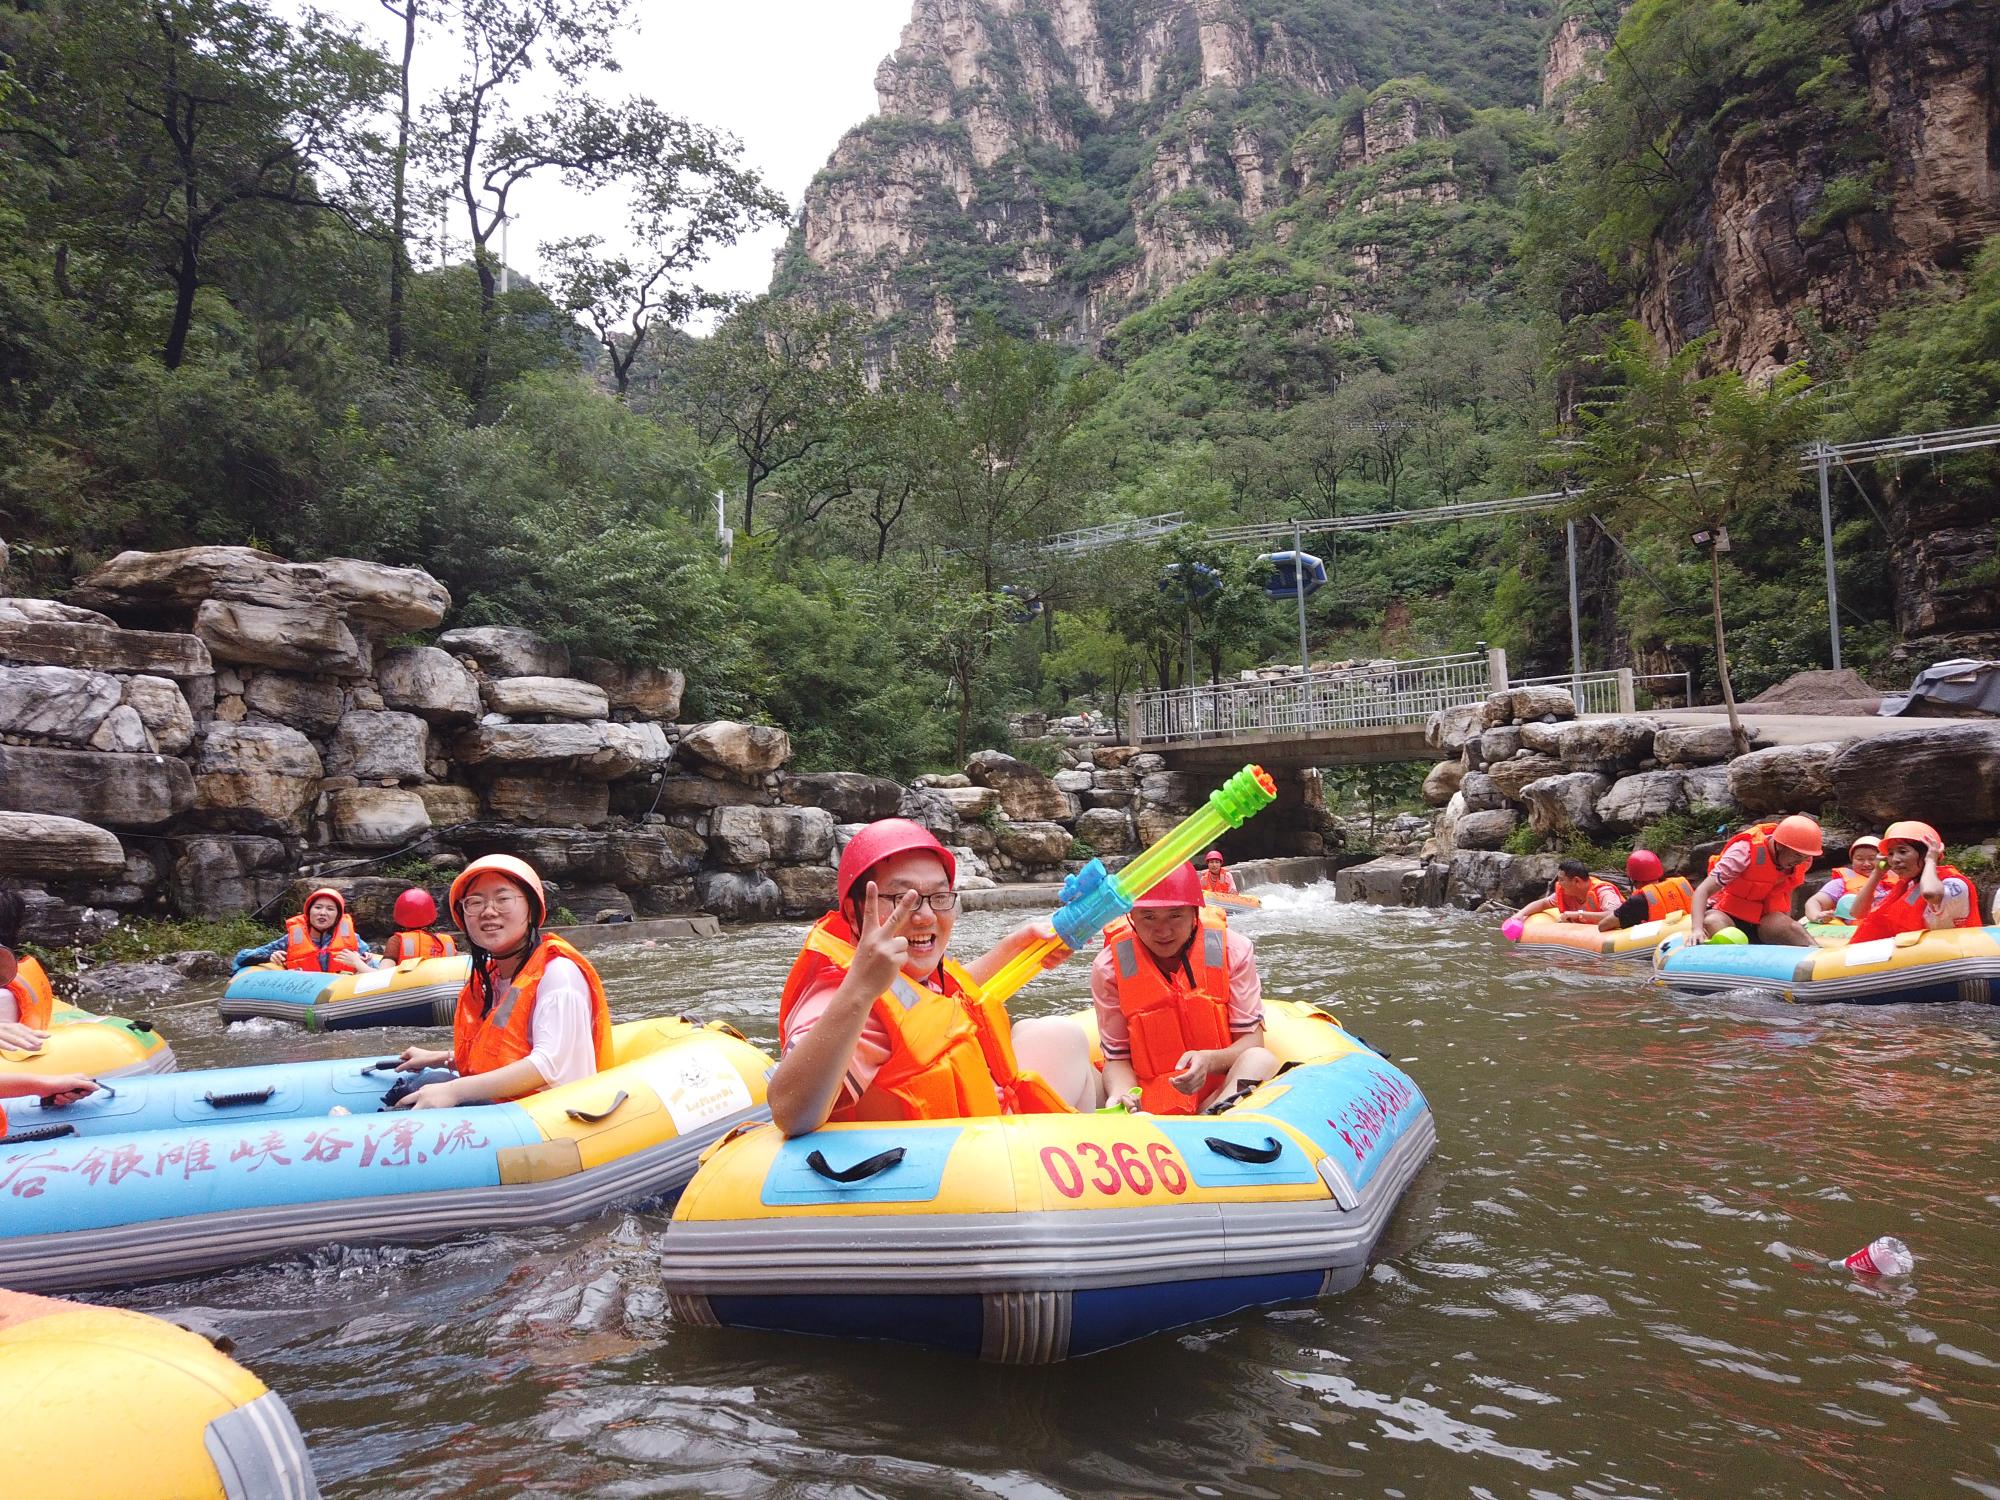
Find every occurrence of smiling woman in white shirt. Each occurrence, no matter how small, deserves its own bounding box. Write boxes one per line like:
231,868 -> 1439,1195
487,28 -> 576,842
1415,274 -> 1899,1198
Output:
390,854 -> 613,1108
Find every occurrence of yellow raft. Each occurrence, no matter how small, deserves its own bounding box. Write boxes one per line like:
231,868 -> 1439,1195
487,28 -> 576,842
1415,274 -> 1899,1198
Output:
1205,889 -> 1263,912
0,1288 -> 319,1498
0,1001 -> 176,1081
1512,908 -> 1690,959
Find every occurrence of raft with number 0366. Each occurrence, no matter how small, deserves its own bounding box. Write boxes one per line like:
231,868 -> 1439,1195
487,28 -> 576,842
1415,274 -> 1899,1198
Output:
1510,908 -> 1690,959
0,1014 -> 774,1293
218,953 -> 471,1029
661,1000 -> 1435,1363
0,1001 -> 176,1082
0,1287 -> 320,1499
1654,924 -> 2000,1004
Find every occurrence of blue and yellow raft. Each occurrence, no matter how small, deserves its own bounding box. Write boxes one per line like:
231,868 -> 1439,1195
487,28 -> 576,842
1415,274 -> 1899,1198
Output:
0,1015 -> 773,1292
1655,924 -> 2000,1004
662,1001 -> 1433,1362
219,954 -> 470,1029
0,1000 -> 176,1081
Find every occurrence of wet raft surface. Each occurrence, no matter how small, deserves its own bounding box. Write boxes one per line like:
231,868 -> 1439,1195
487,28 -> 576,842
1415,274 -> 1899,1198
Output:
104,891 -> 2000,1497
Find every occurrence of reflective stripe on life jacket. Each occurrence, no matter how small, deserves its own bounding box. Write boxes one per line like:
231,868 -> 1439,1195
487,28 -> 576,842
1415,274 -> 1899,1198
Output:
1555,878 -> 1622,916
776,913 -> 1070,1123
1102,909 -> 1235,1116
1709,824 -> 1810,923
283,914 -> 360,972
383,929 -> 457,963
1833,867 -> 1871,896
5,954 -> 56,1031
450,934 -> 612,1097
1849,866 -> 1982,945
1638,876 -> 1694,922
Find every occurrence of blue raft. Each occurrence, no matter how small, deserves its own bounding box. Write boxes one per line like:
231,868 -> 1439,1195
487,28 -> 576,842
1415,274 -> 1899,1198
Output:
218,954 -> 470,1029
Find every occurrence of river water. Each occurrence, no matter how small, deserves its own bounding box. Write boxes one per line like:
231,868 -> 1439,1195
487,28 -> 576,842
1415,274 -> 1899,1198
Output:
123,884 -> 2000,1499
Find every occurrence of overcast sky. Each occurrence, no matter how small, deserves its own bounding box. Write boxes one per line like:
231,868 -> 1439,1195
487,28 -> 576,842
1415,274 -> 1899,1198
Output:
337,0 -> 915,322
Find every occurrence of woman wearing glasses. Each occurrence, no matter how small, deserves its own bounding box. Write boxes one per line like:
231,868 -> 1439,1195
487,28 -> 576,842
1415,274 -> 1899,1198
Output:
768,819 -> 1102,1136
389,854 -> 612,1109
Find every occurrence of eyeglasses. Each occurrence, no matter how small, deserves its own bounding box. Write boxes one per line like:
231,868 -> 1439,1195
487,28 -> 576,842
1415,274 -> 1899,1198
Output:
876,890 -> 958,913
460,891 -> 526,916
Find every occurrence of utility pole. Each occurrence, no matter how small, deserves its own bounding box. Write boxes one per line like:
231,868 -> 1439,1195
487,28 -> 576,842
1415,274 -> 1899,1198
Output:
1815,442 -> 1842,669
1565,517 -> 1583,701
498,212 -> 511,295
1292,520 -> 1310,676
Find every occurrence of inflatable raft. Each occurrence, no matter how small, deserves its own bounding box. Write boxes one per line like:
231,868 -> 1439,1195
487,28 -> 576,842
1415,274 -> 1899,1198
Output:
0,1014 -> 774,1293
1655,924 -> 2000,1004
1510,908 -> 1689,959
662,1001 -> 1434,1362
219,953 -> 470,1029
1205,889 -> 1263,912
1,1001 -> 175,1081
0,1288 -> 319,1499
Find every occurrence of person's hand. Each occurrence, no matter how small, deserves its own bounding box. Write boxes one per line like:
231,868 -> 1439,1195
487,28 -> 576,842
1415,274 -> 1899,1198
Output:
35,1074 -> 97,1107
1113,1085 -> 1143,1112
848,882 -> 917,998
0,1021 -> 47,1052
1171,1050 -> 1220,1094
395,1046 -> 451,1072
999,920 -> 1064,968
1685,924 -> 1707,946
394,1079 -> 460,1110
332,952 -> 369,974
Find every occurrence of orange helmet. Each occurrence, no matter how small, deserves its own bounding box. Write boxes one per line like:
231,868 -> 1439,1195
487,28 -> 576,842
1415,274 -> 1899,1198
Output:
1771,815 -> 1823,857
448,854 -> 547,927
1134,862 -> 1205,908
1881,820 -> 1943,855
303,887 -> 347,920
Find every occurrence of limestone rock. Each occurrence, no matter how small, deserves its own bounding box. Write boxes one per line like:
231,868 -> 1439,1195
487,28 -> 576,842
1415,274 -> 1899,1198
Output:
1083,786 -> 1138,810
1680,765 -> 1736,813
1431,790 -> 1468,859
0,597 -> 115,628
0,620 -> 211,678
1093,745 -> 1139,770
658,774 -> 767,812
481,675 -> 610,721
192,723 -> 323,834
68,545 -> 300,617
1426,702 -> 1488,755
1458,771 -> 1507,813
377,647 -> 483,725
609,825 -> 707,884
452,720 -> 669,780
417,783 -> 482,827
169,835 -> 291,917
1138,771 -> 1193,810
966,749 -> 1072,822
677,720 -> 792,778
11,887 -> 115,947
1486,753 -> 1567,800
0,812 -> 127,878
933,784 -> 1001,820
330,711 -> 429,782
1128,753 -> 1166,775
576,658 -> 685,720
485,776 -> 610,827
1053,768 -> 1095,794
194,599 -> 367,676
708,805 -> 835,868
1073,806 -> 1136,854
1517,721 -> 1565,756
779,771 -> 904,823
1477,726 -> 1523,764
450,827 -> 616,884
436,625 -> 570,679
0,744 -> 194,829
1728,741 -> 1841,815
1553,716 -> 1656,770
304,557 -> 450,630
1595,770 -> 1688,831
1335,856 -> 1437,907
547,884 -> 634,924
242,672 -> 345,734
1422,759 -> 1464,806
68,962 -> 193,1007
1653,723 -> 1740,766
695,870 -> 781,922
997,820 -> 1070,865
0,665 -> 122,745
897,786 -> 960,838
1446,851 -> 1560,910
771,864 -> 839,917
1453,808 -> 1521,851
121,675 -> 194,754
632,880 -> 699,917
1135,804 -> 1183,845
1520,771 -> 1613,836
1831,724 -> 2000,831
1494,685 -> 1576,724
86,703 -> 154,753
327,787 -> 431,849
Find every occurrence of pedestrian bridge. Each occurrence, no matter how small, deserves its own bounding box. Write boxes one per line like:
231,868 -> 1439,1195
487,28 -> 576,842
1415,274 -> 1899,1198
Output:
1134,650 -> 1672,769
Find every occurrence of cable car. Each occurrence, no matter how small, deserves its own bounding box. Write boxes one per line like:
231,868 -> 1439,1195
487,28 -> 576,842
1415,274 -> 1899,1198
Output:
1158,561 -> 1222,598
1260,549 -> 1326,599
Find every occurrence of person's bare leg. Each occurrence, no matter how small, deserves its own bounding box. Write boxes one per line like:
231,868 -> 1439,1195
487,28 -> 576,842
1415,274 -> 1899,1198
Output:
1701,909 -> 1736,939
1012,1017 -> 1105,1109
1758,912 -> 1815,947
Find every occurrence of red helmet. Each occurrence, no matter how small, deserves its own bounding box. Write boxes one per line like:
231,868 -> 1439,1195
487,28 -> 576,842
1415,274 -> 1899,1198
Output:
393,888 -> 439,929
1625,850 -> 1664,885
1204,849 -> 1224,865
1134,862 -> 1204,909
836,819 -> 957,909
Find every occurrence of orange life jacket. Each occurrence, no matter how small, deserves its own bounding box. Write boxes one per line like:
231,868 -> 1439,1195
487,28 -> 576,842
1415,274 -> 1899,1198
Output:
1637,876 -> 1694,922
1849,866 -> 1982,945
1200,869 -> 1236,894
777,912 -> 1071,1123
451,933 -> 612,1098
1102,909 -> 1236,1115
383,929 -> 457,963
283,913 -> 360,972
1709,823 -> 1810,923
1555,878 -> 1622,916
5,954 -> 56,1031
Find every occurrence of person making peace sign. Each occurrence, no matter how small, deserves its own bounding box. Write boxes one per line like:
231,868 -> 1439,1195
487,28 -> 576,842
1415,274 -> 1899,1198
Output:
767,819 -> 1104,1136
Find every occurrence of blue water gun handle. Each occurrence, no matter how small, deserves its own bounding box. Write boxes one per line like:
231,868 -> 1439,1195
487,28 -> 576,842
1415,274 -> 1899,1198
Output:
1049,859 -> 1132,949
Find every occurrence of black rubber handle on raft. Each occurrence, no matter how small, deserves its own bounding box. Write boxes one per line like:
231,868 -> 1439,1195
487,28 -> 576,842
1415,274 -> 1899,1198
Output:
563,1090 -> 629,1124
203,1086 -> 276,1107
1204,1134 -> 1283,1164
364,1060 -> 401,1072
0,1123 -> 78,1144
806,1146 -> 906,1183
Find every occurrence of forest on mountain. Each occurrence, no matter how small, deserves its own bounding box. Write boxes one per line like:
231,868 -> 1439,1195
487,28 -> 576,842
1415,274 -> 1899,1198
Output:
3,0 -> 1996,781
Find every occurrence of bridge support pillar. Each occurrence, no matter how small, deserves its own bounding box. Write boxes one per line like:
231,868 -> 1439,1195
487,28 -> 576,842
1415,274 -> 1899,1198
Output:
1486,647 -> 1509,695
1616,668 -> 1636,713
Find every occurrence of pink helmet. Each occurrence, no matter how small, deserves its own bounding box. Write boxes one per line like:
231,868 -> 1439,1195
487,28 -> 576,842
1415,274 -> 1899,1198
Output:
1626,850 -> 1664,885
1134,862 -> 1204,909
1204,849 -> 1225,864
836,819 -> 957,909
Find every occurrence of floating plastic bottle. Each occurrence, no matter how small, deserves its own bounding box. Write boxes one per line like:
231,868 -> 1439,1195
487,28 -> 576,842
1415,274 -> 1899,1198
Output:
1502,918 -> 1525,943
1836,1236 -> 1915,1276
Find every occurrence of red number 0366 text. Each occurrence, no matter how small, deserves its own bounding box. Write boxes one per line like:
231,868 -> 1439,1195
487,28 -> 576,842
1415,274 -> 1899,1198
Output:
1039,1140 -> 1189,1199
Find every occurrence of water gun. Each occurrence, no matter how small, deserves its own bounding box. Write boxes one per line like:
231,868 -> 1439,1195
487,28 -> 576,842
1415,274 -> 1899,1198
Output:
979,763 -> 1277,1005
